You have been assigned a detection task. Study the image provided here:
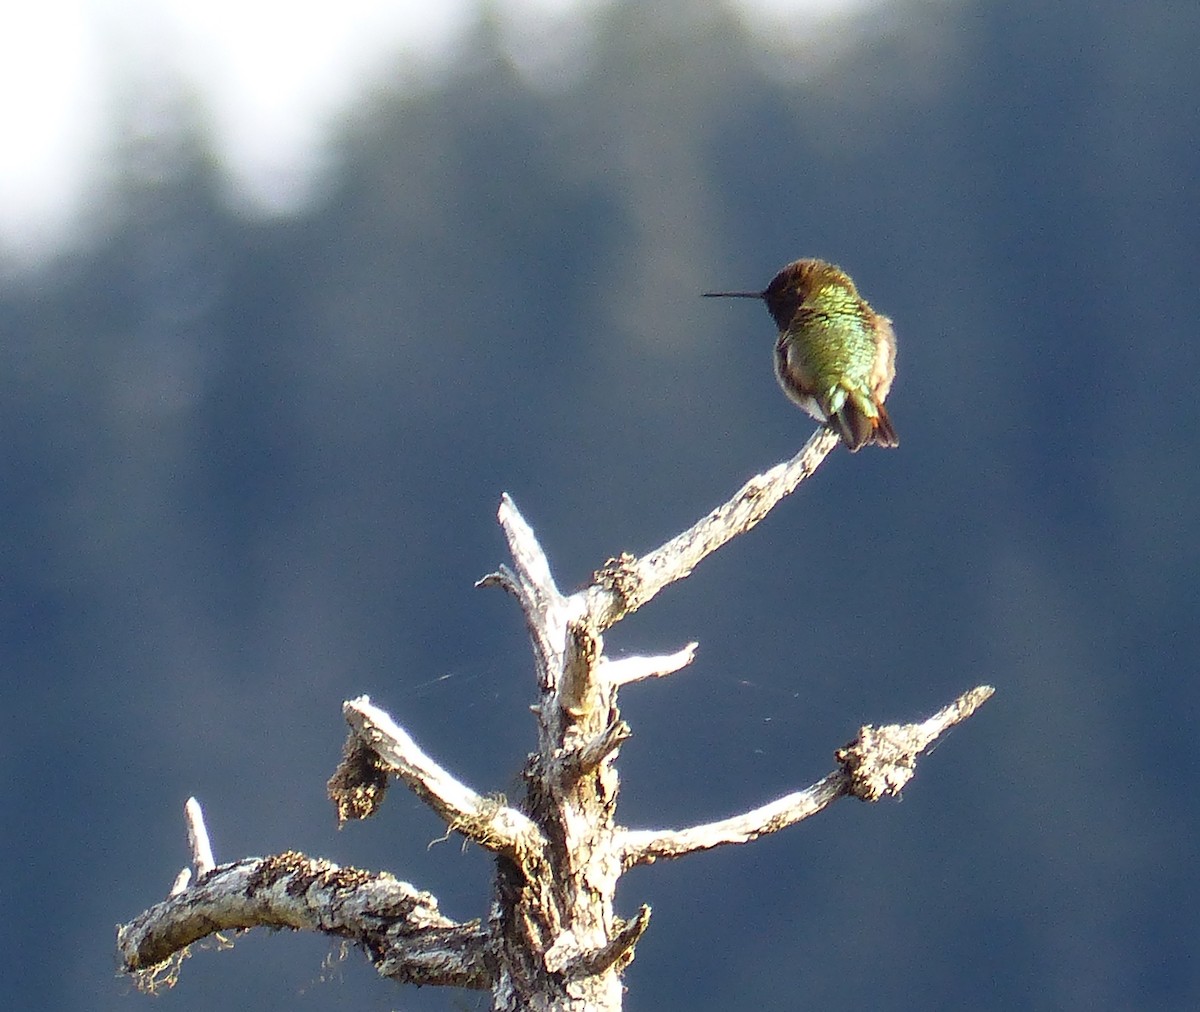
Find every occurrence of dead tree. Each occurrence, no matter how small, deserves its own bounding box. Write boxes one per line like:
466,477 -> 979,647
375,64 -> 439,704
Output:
117,427 -> 993,1009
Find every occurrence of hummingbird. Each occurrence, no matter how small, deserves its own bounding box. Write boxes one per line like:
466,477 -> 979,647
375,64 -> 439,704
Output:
705,259 -> 898,452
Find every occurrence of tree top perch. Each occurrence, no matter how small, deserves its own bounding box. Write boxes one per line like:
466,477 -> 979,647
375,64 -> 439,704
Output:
118,421 -> 993,1011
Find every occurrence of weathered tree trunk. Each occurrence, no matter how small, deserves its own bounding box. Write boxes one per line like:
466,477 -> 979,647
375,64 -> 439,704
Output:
117,427 -> 993,1009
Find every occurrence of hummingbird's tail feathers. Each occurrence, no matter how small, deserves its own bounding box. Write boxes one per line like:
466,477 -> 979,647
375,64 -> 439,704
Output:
872,403 -> 899,449
834,401 -> 899,452
829,409 -> 860,449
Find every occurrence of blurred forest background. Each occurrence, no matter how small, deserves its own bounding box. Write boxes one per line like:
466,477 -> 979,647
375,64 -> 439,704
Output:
3,0 -> 1198,1009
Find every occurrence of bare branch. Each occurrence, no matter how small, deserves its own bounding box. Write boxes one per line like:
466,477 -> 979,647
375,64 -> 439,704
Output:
117,852 -> 490,991
837,684 -> 995,801
475,562 -> 519,596
585,428 -> 840,630
184,797 -> 215,878
496,492 -> 560,597
478,495 -> 580,692
568,718 -> 633,776
601,643 -> 698,686
619,685 -> 993,867
573,905 -> 652,978
167,798 -> 214,899
619,772 -> 849,867
342,695 -> 547,864
544,904 -> 652,979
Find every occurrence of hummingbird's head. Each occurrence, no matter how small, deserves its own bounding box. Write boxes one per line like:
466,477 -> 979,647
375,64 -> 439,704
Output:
705,258 -> 856,331
762,259 -> 857,330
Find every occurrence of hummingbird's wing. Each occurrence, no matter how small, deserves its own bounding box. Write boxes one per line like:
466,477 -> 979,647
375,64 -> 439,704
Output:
835,309 -> 898,451
869,313 -> 897,404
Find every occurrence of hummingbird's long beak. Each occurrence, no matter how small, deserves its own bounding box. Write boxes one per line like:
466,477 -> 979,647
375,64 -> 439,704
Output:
702,290 -> 764,299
